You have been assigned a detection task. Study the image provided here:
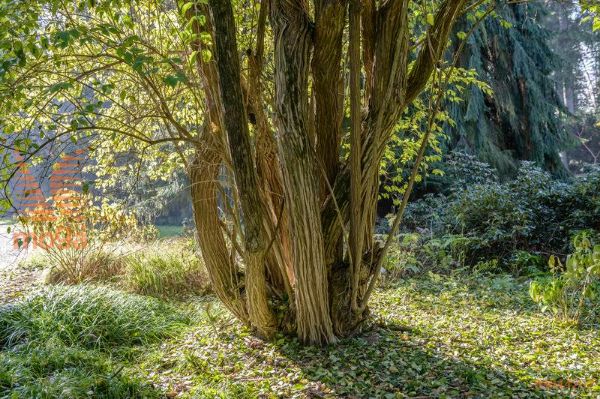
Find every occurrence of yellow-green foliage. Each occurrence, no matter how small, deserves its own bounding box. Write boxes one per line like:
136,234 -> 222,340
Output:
42,248 -> 125,285
530,232 -> 600,324
37,238 -> 210,299
123,240 -> 209,299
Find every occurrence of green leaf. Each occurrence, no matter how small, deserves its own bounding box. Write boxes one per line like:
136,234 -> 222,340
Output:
426,13 -> 434,26
163,75 -> 180,87
49,82 -> 72,93
181,2 -> 194,15
189,50 -> 199,66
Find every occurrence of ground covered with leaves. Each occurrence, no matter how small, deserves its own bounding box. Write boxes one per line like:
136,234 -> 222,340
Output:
1,273 -> 598,398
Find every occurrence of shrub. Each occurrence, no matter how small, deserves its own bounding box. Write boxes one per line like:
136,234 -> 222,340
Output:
42,248 -> 125,285
379,234 -> 421,280
35,238 -> 211,300
402,161 -> 600,271
379,232 -> 487,276
509,251 -> 545,276
529,233 -> 600,324
16,193 -> 156,285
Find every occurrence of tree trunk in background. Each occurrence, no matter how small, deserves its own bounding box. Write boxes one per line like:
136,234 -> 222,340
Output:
558,4 -> 577,114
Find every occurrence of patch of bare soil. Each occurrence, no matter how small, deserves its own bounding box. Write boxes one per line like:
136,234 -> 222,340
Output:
1,222 -> 41,304
0,268 -> 41,305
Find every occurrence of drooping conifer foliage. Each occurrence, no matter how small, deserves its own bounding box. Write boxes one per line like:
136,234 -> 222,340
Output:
447,3 -> 570,177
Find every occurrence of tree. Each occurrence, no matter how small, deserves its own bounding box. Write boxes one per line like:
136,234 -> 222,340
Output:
446,3 -> 569,177
1,0 -> 493,344
542,1 -> 600,172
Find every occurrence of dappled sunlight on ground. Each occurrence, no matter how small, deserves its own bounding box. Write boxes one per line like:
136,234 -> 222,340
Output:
1,271 -> 598,398
133,275 -> 599,398
0,220 -> 42,305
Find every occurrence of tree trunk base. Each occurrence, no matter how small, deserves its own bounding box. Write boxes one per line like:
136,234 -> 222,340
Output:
329,262 -> 370,338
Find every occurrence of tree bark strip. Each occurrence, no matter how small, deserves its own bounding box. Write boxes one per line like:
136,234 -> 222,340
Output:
209,0 -> 276,338
312,0 -> 346,200
271,0 -> 335,344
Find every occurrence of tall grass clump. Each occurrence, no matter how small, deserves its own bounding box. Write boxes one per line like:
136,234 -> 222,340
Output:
0,285 -> 190,398
124,240 -> 210,299
0,344 -> 162,398
42,248 -> 125,285
0,285 -> 190,350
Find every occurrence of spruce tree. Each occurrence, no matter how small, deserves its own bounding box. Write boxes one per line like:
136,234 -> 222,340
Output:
447,3 -> 569,177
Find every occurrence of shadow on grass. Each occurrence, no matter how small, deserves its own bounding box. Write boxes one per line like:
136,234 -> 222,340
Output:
275,323 -> 579,398
170,275 -> 600,397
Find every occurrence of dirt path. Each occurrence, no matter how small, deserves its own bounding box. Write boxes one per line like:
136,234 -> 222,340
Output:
0,220 -> 23,269
0,269 -> 41,304
0,221 -> 40,304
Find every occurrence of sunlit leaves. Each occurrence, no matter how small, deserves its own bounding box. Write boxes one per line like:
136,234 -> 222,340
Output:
426,13 -> 435,26
580,1 -> 600,31
381,66 -> 491,204
180,2 -> 195,15
530,232 -> 600,323
48,82 -> 73,94
0,0 -> 204,211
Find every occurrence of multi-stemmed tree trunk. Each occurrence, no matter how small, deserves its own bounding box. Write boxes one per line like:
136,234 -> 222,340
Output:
2,0 -> 595,346
188,0 -> 468,345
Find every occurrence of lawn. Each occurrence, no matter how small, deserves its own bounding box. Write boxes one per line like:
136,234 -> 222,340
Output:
1,273 -> 598,398
156,225 -> 185,239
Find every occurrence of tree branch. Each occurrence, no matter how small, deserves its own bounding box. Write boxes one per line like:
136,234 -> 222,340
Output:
405,0 -> 469,105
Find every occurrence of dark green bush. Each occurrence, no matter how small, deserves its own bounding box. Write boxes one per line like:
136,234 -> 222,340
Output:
401,159 -> 600,272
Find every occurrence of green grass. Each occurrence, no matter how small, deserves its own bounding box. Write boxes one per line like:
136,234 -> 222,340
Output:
2,274 -> 599,398
0,344 -> 161,398
156,225 -> 184,239
20,239 -> 210,298
0,285 -> 190,350
0,285 -> 192,398
124,242 -> 209,299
